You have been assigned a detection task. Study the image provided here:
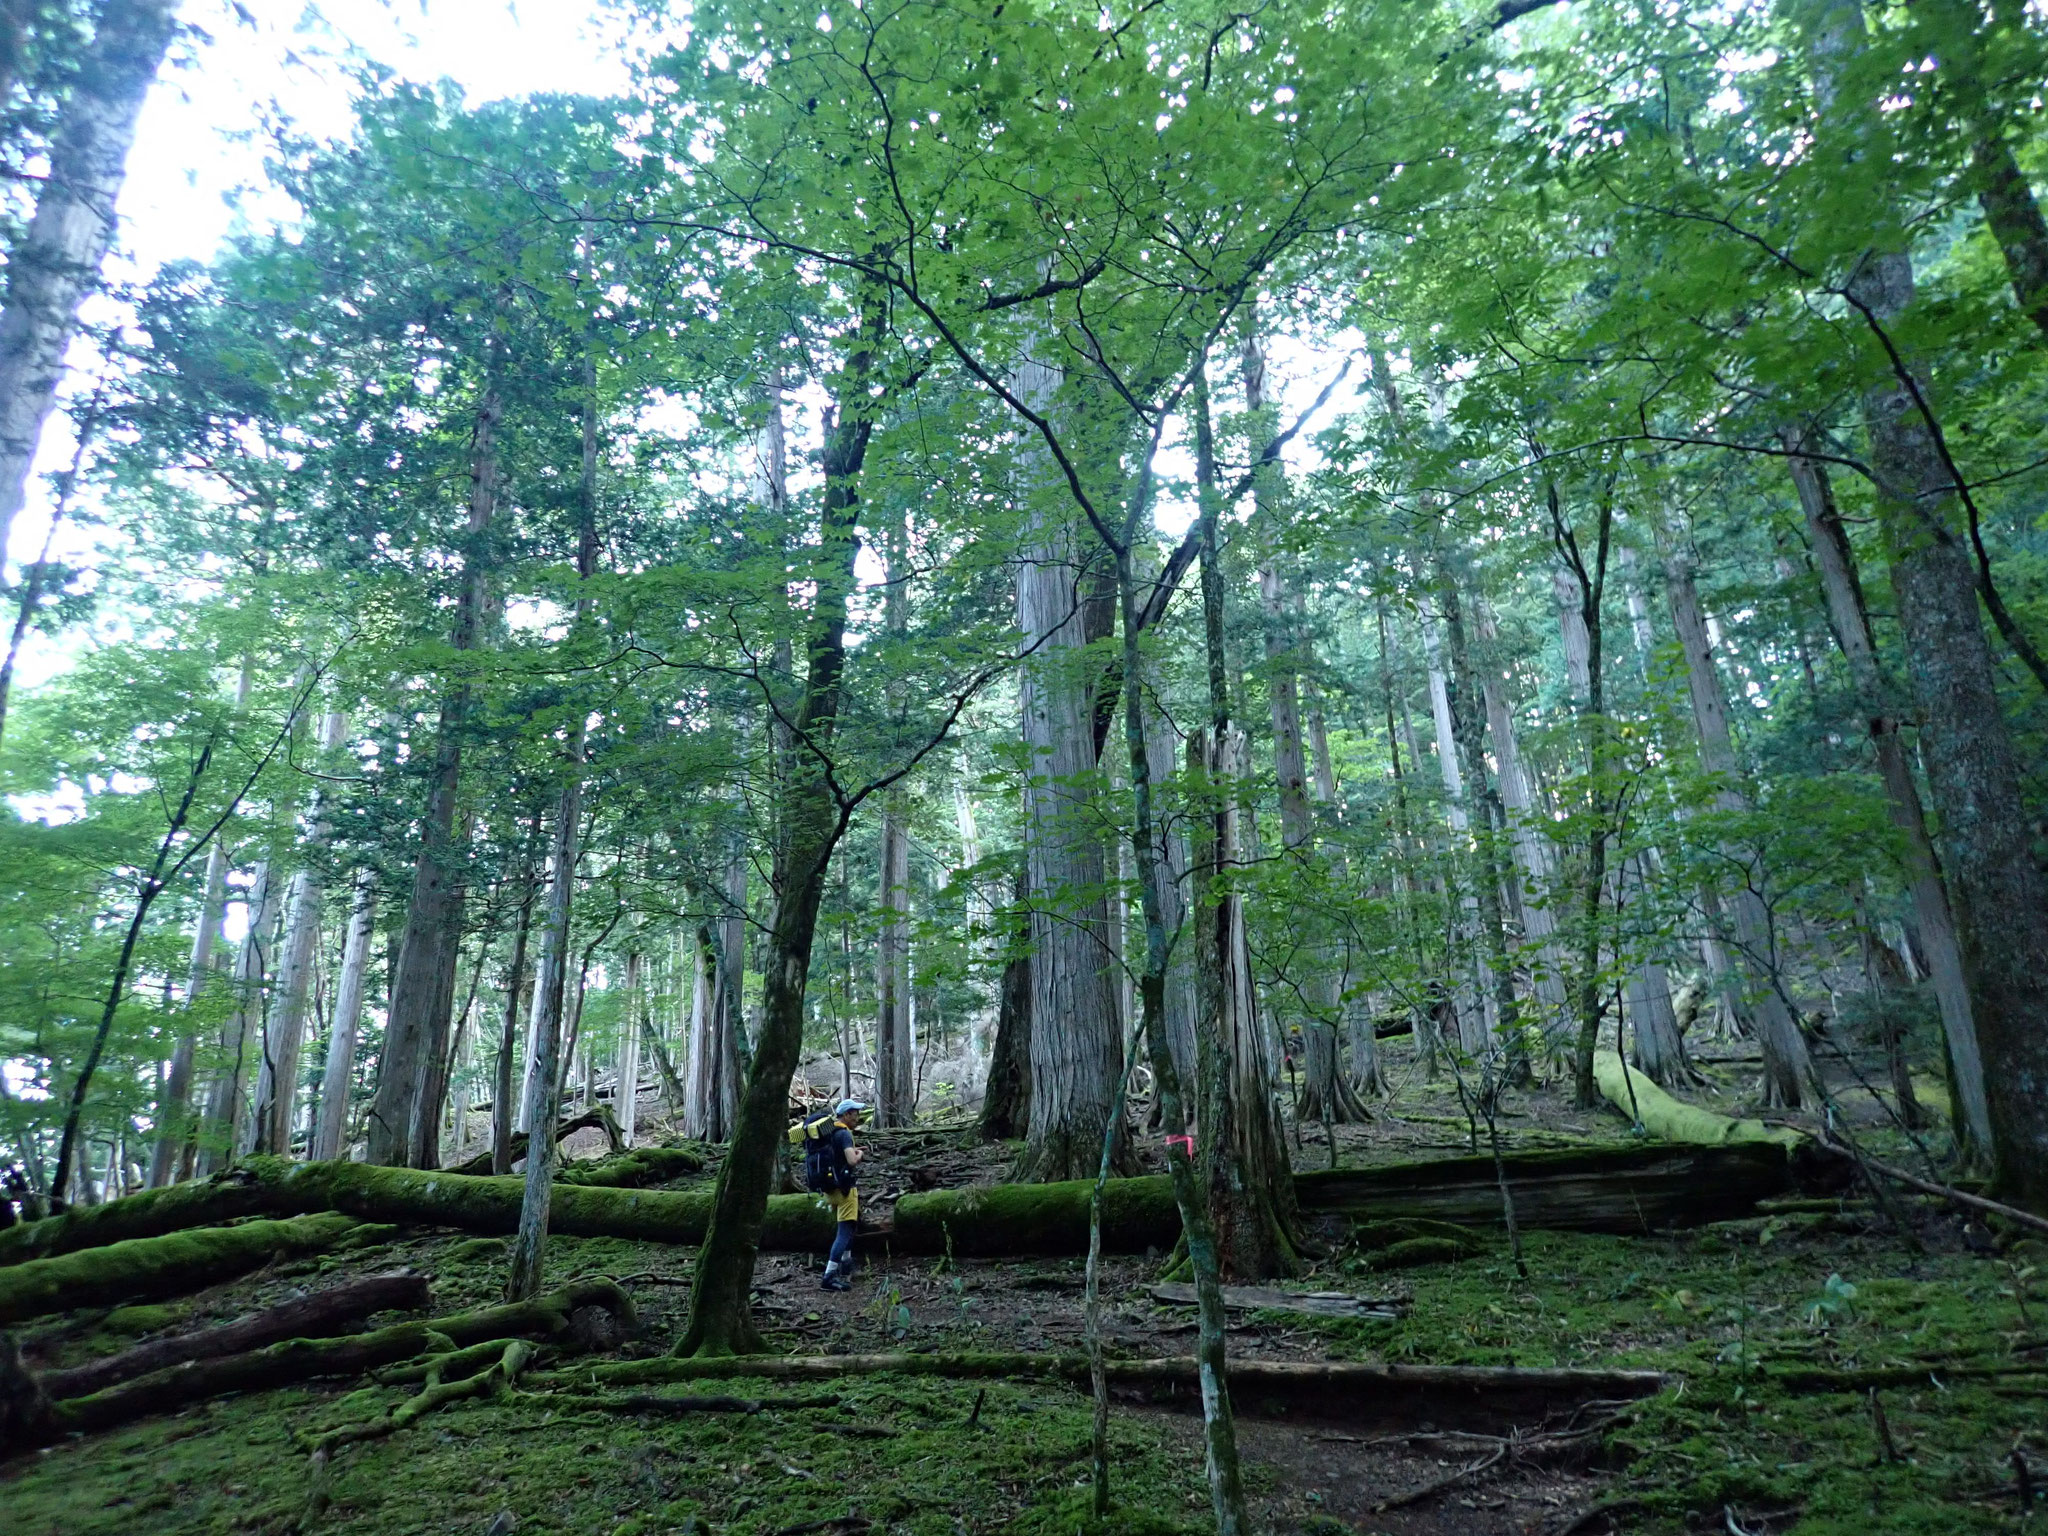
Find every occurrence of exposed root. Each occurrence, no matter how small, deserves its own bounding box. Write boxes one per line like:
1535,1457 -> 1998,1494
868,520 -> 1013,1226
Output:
306,1339 -> 535,1521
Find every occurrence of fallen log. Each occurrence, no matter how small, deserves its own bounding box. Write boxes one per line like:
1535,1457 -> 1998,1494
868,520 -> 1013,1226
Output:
554,1352 -> 1669,1433
0,1156 -> 837,1268
444,1107 -> 625,1178
8,1278 -> 634,1453
36,1270 -> 431,1401
2,1138 -> 1815,1271
0,1213 -> 362,1325
557,1146 -> 705,1189
1294,1141 -> 1801,1234
1146,1283 -> 1406,1321
1592,1050 -> 1800,1148
1809,1138 -> 2048,1241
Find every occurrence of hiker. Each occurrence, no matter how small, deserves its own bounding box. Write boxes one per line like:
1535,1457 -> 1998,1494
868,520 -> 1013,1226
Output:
791,1098 -> 866,1291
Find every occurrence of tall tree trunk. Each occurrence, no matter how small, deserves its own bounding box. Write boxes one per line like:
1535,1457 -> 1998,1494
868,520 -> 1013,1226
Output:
1973,134 -> 2048,341
875,497 -> 914,1126
978,870 -> 1033,1141
1785,437 -> 1994,1155
253,707 -> 348,1156
490,867 -> 536,1176
875,803 -> 913,1125
310,867 -> 378,1164
684,923 -> 726,1140
0,0 -> 179,559
1663,533 -> 1813,1106
1802,0 -> 2048,1186
1190,369 -> 1300,1278
677,310 -> 880,1356
719,842 -> 748,1129
367,378 -> 501,1166
1433,567 -> 1529,1080
1189,730 -> 1300,1278
1420,642 -> 1489,1055
618,952 -> 643,1146
409,817 -> 473,1170
505,315 -> 602,1299
1110,445 -> 1253,1530
505,766 -> 585,1298
1143,705 -> 1198,1098
1015,350 -> 1123,1183
149,657 -> 251,1185
1805,0 -> 2048,1197
1474,599 -> 1570,1030
193,859 -> 281,1176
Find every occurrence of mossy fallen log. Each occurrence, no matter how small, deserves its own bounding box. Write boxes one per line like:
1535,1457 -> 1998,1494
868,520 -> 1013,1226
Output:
1593,1050 -> 1802,1148
1299,1140 -> 1797,1233
555,1352 -> 1667,1433
10,1278 -> 635,1453
38,1270 -> 432,1400
0,1157 -> 835,1268
557,1145 -> 705,1188
3,1139 -> 1808,1271
0,1213 -> 361,1326
0,1176 -> 280,1266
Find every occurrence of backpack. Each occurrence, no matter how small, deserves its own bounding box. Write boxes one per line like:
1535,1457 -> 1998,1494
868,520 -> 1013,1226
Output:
786,1114 -> 841,1194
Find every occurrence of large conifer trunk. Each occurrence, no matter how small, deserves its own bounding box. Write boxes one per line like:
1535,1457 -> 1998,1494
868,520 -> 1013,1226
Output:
978,871 -> 1033,1140
875,803 -> 913,1124
1846,245 -> 2048,1203
1014,354 -> 1123,1183
368,384 -> 501,1166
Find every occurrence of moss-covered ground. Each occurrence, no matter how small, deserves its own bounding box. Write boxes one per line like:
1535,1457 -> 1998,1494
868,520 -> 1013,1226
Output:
4,1048 -> 2038,1535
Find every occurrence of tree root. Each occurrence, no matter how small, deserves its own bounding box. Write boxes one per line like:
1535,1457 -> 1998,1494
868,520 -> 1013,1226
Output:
307,1339 -> 536,1520
1363,1404 -> 1635,1511
37,1271 -> 430,1401
4,1278 -> 636,1456
514,1389 -> 844,1416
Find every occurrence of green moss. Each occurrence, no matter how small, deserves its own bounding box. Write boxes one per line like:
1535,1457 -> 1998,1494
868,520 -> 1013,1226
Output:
1371,1235 -> 1475,1269
1350,1217 -> 1482,1252
446,1237 -> 507,1264
1009,1488 -> 1204,1536
6,1363 -> 1213,1536
1593,1050 -> 1802,1147
557,1147 -> 704,1188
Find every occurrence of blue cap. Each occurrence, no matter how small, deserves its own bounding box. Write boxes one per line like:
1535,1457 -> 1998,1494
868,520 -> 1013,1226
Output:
836,1099 -> 868,1117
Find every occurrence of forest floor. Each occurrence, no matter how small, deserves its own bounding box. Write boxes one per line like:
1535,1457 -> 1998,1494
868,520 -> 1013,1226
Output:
3,1034 -> 2038,1536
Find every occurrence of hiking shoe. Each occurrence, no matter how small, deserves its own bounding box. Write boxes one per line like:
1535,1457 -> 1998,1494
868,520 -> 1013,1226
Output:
820,1274 -> 851,1292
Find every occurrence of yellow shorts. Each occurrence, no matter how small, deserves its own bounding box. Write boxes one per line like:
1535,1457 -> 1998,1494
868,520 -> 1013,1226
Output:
826,1186 -> 858,1223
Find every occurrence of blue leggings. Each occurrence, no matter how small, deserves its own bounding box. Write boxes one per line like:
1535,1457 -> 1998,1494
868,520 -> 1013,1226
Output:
828,1220 -> 857,1271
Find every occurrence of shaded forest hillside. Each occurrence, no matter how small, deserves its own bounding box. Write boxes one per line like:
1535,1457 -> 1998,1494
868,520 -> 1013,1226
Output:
0,0 -> 2045,1532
